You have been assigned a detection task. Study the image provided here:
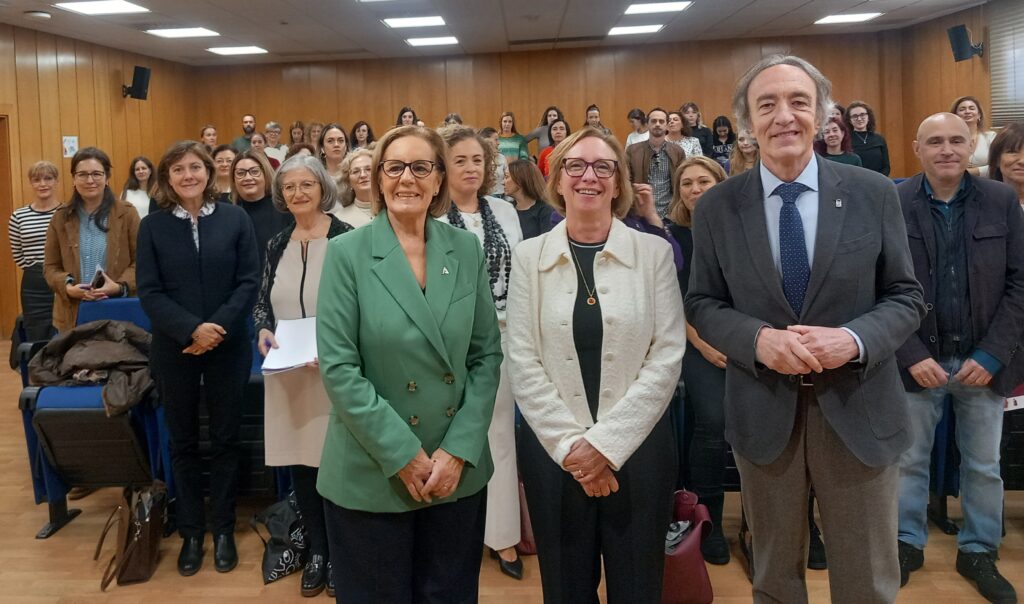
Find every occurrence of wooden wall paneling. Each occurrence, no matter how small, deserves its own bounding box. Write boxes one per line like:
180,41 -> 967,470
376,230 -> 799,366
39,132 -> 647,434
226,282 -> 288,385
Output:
361,60 -> 394,131
1,25 -> 23,331
498,51 -> 533,133
279,64 -> 311,129
34,34 -> 64,199
136,59 -> 156,162
583,49 -> 617,137
120,55 -> 143,187
308,63 -> 340,125
878,30 -> 908,177
55,36 -> 80,186
90,46 -> 114,159
106,58 -> 129,195
12,27 -> 41,207
467,54 -> 503,130
390,58 -> 448,128
257,64 -> 287,132
73,41 -> 97,153
335,60 -> 365,128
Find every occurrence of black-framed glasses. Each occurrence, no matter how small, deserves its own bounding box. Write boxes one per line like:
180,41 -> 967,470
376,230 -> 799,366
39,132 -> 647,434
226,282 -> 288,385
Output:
74,171 -> 106,182
234,166 -> 263,178
379,160 -> 439,179
849,112 -> 869,120
562,158 -> 618,179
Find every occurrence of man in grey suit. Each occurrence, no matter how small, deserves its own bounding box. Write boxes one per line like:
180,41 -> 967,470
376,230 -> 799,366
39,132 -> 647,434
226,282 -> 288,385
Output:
684,55 -> 926,603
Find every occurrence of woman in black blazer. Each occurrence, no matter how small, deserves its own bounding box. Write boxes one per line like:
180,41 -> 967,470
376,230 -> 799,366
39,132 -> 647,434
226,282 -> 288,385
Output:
137,140 -> 260,578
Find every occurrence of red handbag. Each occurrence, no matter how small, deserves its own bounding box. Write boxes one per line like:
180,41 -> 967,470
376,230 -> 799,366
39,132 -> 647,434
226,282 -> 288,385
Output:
661,490 -> 714,604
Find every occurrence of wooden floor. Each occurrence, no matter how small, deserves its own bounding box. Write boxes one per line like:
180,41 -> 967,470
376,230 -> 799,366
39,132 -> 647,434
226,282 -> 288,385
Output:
1,340 -> 1021,603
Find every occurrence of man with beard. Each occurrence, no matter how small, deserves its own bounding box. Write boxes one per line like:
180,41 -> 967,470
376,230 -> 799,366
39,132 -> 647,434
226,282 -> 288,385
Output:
625,107 -> 684,219
232,113 -> 257,152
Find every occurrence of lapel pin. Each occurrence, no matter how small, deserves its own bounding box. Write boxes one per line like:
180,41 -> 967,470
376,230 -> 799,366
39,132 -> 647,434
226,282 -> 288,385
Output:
835,199 -> 842,208
442,267 -> 449,275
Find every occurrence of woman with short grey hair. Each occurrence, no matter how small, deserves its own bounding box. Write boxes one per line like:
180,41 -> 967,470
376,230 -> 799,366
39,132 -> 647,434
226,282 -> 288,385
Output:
331,147 -> 375,227
255,153 -> 353,598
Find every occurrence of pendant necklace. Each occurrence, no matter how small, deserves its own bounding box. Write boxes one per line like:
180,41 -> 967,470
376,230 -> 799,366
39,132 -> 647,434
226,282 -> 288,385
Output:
569,242 -> 598,306
855,131 -> 870,145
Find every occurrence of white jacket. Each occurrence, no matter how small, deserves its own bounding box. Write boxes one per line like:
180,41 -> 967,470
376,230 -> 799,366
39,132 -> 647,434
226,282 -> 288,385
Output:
507,218 -> 686,469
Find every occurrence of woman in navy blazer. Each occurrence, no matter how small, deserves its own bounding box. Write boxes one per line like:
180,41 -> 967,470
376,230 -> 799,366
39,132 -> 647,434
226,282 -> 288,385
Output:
137,140 -> 260,577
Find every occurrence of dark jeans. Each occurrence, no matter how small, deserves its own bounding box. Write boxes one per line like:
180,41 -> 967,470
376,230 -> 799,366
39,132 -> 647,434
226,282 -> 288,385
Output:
519,411 -> 677,604
681,344 -> 727,499
291,465 -> 328,558
153,334 -> 251,538
324,490 -> 487,604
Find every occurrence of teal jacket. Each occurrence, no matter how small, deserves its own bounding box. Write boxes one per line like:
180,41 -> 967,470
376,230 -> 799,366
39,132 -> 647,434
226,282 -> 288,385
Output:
316,212 -> 503,512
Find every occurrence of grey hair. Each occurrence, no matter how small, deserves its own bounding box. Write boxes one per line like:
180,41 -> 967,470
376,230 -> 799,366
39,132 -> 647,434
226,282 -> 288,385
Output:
732,54 -> 833,134
264,121 -> 281,131
271,154 -> 339,213
336,147 -> 375,207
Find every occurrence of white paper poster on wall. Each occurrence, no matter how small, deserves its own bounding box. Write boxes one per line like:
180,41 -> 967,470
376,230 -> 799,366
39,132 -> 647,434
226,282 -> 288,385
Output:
62,136 -> 78,158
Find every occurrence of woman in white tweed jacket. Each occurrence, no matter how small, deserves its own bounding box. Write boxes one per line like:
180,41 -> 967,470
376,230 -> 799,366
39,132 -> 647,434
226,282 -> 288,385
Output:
506,127 -> 686,604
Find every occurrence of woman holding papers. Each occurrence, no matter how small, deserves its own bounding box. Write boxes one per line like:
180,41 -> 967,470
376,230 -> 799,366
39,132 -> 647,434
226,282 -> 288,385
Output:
137,140 -> 260,577
315,125 -> 503,602
254,154 -> 352,597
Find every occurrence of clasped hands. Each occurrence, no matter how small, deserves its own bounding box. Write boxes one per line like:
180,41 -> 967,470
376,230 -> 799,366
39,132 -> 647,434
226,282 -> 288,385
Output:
908,357 -> 991,389
562,439 -> 619,498
183,322 -> 226,355
65,270 -> 121,301
397,448 -> 465,503
755,325 -> 859,375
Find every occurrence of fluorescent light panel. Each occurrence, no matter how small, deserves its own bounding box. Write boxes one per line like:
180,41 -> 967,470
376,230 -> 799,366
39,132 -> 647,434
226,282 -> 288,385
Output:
406,36 -> 458,47
147,27 -> 219,38
609,24 -> 663,35
207,46 -> 267,55
54,1 -> 149,15
383,16 -> 445,28
815,13 -> 882,24
624,2 -> 691,15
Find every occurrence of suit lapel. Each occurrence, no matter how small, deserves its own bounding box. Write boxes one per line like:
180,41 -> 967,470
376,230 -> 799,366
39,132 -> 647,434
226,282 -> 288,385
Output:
424,219 -> 460,333
369,214 -> 451,366
802,159 -> 848,317
737,169 -> 795,320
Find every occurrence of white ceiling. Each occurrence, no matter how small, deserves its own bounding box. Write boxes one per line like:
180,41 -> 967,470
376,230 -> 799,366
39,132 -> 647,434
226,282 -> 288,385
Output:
0,0 -> 988,66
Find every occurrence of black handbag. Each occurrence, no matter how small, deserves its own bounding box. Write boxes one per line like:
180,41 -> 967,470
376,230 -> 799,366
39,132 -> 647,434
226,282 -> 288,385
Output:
250,491 -> 308,584
94,481 -> 167,590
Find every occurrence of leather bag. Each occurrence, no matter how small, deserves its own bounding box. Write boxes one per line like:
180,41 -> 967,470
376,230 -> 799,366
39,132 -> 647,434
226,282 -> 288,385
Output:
661,490 -> 714,604
250,491 -> 308,584
515,478 -> 537,556
94,481 -> 166,590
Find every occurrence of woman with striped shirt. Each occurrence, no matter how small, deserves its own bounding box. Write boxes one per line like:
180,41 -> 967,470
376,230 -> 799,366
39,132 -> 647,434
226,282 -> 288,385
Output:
9,161 -> 61,340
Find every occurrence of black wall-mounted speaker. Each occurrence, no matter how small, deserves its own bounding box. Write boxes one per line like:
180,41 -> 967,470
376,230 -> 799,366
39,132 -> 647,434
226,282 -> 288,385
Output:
122,66 -> 151,100
948,24 -> 983,62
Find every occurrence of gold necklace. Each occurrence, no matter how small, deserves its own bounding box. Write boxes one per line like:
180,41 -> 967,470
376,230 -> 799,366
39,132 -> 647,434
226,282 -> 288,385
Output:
569,242 -> 598,306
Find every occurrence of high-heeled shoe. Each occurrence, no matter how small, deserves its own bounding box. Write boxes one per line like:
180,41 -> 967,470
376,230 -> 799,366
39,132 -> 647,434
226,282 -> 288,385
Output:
301,554 -> 327,597
490,548 -> 523,580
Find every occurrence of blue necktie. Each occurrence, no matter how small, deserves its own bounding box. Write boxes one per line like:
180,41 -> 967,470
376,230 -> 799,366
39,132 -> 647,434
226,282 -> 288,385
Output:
774,182 -> 811,315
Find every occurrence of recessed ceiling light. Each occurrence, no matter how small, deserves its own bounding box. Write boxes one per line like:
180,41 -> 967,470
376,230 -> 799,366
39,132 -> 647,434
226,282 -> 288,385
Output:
815,13 -> 883,24
383,16 -> 445,28
207,46 -> 268,56
54,1 -> 149,15
624,2 -> 692,15
24,10 -> 53,20
406,36 -> 458,47
147,27 -> 219,38
608,24 -> 663,35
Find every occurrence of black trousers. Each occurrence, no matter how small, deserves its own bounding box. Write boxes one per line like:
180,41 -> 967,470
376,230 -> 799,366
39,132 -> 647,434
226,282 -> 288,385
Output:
681,344 -> 727,498
324,490 -> 487,604
152,334 -> 251,538
291,465 -> 328,558
20,265 -> 55,341
519,411 -> 677,604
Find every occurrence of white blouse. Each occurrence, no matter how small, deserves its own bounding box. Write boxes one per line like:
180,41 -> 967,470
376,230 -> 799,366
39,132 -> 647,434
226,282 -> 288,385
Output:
124,188 -> 150,218
330,199 -> 373,228
971,130 -> 996,177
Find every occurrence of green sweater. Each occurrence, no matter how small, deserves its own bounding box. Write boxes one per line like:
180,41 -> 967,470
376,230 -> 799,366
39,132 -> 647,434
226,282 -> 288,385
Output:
822,152 -> 863,167
498,134 -> 529,161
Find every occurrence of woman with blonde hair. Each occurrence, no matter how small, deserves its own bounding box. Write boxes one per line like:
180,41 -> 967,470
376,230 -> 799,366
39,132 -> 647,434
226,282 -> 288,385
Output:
331,147 -> 374,227
951,95 -> 997,177
728,129 -> 759,176
10,160 -> 61,340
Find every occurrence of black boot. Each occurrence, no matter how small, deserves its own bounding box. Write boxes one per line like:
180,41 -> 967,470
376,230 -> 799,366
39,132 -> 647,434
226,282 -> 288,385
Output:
177,535 -> 204,576
301,554 -> 327,597
213,533 -> 238,573
700,493 -> 730,565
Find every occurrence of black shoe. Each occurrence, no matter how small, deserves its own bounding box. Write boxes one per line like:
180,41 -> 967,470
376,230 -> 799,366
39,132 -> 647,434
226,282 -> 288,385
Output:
301,554 -> 327,597
701,525 -> 731,565
213,533 -> 238,573
177,536 -> 204,576
490,548 -> 524,580
956,550 -> 1017,603
807,526 -> 827,570
326,561 -> 335,598
898,541 -> 924,587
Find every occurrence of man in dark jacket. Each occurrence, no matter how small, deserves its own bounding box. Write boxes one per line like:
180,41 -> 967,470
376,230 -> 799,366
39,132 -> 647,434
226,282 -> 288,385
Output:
625,107 -> 684,220
895,112 -> 1024,604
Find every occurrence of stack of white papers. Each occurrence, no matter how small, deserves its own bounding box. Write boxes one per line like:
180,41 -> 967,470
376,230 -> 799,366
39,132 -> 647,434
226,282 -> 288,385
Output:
262,317 -> 318,375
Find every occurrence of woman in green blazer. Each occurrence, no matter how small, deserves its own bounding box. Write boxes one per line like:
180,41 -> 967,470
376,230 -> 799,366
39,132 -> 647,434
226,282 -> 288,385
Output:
315,125 -> 503,603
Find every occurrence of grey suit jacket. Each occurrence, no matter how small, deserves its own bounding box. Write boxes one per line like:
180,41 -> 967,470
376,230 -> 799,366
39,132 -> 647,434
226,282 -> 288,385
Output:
684,156 -> 926,467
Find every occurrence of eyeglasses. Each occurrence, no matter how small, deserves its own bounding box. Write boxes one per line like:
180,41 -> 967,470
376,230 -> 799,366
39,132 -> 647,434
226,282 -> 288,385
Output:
234,166 -> 263,178
73,171 -> 106,182
849,113 -> 869,120
379,160 -> 439,179
349,167 -> 372,176
562,158 -> 618,179
281,180 -> 320,196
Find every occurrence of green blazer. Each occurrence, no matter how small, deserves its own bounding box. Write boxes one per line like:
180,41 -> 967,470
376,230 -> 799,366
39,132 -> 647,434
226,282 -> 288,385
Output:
315,211 -> 503,513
